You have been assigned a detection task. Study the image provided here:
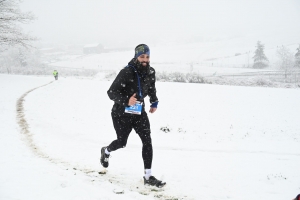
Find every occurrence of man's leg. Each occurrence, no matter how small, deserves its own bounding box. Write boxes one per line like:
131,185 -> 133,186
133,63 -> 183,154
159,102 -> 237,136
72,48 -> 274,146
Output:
133,114 -> 166,187
133,112 -> 153,170
100,113 -> 132,168
107,113 -> 132,152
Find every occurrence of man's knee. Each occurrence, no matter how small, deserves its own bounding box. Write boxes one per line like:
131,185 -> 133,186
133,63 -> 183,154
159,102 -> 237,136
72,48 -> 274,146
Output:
116,138 -> 128,148
142,135 -> 152,148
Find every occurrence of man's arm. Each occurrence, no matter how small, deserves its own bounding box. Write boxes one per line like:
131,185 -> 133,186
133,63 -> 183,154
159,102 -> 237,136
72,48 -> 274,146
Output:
107,69 -> 130,106
148,68 -> 158,113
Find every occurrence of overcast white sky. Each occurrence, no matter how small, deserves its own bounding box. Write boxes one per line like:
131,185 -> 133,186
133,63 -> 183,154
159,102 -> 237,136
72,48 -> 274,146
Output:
20,0 -> 300,48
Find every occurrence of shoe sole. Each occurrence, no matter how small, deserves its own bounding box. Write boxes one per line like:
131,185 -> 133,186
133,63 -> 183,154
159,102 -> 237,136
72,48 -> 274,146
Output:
144,178 -> 166,188
100,147 -> 108,168
144,182 -> 166,189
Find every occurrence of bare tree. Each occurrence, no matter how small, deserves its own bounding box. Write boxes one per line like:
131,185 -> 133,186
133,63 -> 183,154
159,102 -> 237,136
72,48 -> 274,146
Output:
0,0 -> 36,51
276,45 -> 294,70
276,45 -> 295,82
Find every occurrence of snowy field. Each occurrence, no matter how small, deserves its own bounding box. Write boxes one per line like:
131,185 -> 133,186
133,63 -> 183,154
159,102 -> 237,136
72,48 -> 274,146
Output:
1,73 -> 300,200
48,39 -> 300,76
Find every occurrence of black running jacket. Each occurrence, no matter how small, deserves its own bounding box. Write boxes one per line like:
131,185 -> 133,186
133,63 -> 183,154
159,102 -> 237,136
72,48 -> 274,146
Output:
107,59 -> 158,115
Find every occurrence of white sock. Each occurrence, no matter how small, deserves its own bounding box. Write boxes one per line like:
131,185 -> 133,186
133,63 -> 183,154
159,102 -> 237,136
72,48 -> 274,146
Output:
105,148 -> 110,155
144,169 -> 152,180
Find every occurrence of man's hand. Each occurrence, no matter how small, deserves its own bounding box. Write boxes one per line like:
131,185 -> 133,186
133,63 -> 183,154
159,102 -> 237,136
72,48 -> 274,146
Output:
149,107 -> 157,113
128,93 -> 137,106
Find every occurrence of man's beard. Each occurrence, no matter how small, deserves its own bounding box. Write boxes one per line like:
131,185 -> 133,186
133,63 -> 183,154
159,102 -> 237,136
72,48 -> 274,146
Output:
136,60 -> 150,74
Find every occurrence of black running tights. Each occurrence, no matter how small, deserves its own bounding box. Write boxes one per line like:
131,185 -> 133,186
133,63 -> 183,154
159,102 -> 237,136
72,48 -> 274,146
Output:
107,112 -> 153,169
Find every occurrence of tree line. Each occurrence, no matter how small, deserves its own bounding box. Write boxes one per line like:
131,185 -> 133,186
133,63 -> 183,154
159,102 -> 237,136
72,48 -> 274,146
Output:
253,41 -> 300,69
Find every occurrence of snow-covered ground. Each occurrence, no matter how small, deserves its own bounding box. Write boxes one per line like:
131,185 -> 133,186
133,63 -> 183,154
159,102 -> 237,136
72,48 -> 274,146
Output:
1,73 -> 300,200
0,74 -> 136,200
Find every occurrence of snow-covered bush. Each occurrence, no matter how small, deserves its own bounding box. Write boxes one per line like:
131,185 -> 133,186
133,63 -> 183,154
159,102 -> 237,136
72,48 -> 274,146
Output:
170,72 -> 186,82
186,72 -> 205,83
157,71 -> 205,83
0,64 -> 99,77
105,71 -> 117,80
0,47 -> 43,71
251,77 -> 273,87
156,71 -> 170,82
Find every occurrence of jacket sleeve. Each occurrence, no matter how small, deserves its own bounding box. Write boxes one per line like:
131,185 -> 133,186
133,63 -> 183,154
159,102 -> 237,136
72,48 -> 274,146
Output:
107,69 -> 130,106
148,68 -> 158,104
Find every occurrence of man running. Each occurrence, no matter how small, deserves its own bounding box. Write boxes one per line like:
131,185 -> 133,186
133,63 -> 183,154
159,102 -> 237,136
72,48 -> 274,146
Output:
100,44 -> 165,188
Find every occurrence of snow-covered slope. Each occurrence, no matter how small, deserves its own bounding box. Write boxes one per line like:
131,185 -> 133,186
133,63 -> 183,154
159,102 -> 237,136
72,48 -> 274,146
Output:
1,74 -> 299,199
49,37 -> 300,75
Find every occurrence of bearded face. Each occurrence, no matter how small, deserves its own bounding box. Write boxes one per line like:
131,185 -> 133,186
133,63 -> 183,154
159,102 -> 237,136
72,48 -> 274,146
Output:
136,54 -> 150,74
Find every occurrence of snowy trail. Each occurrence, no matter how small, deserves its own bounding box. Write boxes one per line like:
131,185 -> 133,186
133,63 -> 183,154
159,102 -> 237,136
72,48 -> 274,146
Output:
14,76 -> 186,200
0,75 -> 98,200
16,80 -> 54,157
1,75 -> 173,200
16,80 -> 185,199
22,77 -> 300,200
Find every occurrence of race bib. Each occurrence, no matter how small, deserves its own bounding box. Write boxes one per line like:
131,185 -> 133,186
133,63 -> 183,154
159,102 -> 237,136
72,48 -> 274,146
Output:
125,101 -> 142,115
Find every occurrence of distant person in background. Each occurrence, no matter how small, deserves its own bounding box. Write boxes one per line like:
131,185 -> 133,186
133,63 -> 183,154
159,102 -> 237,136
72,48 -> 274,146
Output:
100,44 -> 165,188
53,70 -> 58,80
